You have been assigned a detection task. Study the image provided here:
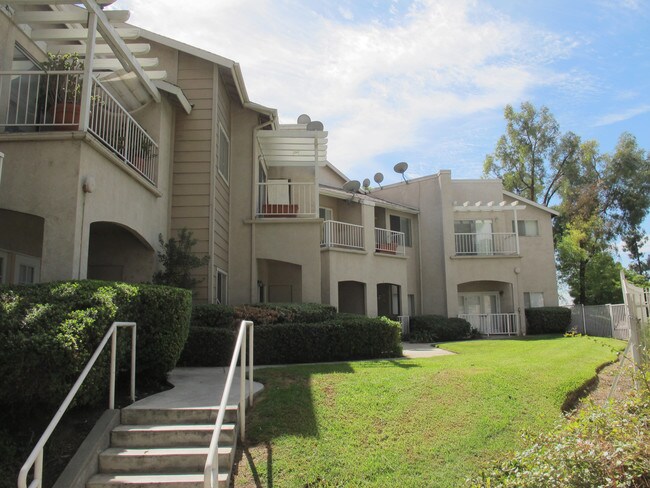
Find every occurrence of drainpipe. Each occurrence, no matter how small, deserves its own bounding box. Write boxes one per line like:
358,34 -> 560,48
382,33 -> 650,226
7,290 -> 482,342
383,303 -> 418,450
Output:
0,152 -> 4,190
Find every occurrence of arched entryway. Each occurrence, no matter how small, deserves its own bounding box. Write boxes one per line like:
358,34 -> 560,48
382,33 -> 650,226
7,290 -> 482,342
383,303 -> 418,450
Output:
377,282 -> 401,317
257,259 -> 302,303
87,222 -> 155,282
0,209 -> 44,284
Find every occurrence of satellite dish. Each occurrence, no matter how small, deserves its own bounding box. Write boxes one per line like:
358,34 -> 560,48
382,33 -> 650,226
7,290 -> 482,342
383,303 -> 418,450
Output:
362,178 -> 371,188
342,180 -> 361,193
394,161 -> 409,183
297,114 -> 311,124
374,172 -> 384,189
306,121 -> 324,131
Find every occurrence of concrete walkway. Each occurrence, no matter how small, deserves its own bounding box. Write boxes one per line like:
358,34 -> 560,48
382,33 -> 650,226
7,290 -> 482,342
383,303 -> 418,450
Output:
402,342 -> 455,358
126,367 -> 264,410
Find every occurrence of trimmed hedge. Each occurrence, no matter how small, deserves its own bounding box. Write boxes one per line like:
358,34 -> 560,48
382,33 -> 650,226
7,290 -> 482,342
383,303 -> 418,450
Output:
409,315 -> 472,342
525,307 -> 572,335
179,316 -> 402,366
234,302 -> 336,324
0,280 -> 191,409
191,304 -> 235,329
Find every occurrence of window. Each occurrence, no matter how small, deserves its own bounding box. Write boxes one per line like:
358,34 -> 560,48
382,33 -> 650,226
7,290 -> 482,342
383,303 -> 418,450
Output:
458,293 -> 500,315
390,215 -> 412,247
512,220 -> 539,236
14,254 -> 40,285
319,207 -> 333,221
455,220 -> 493,254
524,292 -> 544,308
408,294 -> 415,316
216,269 -> 228,305
0,251 -> 7,284
218,125 -> 230,183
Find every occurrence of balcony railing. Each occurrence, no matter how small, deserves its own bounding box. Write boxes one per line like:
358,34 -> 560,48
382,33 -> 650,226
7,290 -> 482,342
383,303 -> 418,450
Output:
375,228 -> 405,256
454,232 -> 518,256
459,313 -> 518,335
256,181 -> 317,218
321,220 -> 364,250
0,71 -> 159,185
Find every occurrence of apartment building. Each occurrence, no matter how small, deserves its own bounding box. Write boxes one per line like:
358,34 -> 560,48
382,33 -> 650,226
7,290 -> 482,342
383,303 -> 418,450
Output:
0,0 -> 559,335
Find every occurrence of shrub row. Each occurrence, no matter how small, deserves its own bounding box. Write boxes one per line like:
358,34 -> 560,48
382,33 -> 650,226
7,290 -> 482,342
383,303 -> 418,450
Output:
525,307 -> 571,335
0,280 -> 191,409
189,302 -> 337,328
179,316 -> 402,366
409,315 -> 473,342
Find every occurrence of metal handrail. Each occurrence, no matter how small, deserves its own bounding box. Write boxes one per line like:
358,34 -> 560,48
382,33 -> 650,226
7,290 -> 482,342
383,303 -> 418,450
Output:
204,320 -> 254,488
18,321 -> 136,488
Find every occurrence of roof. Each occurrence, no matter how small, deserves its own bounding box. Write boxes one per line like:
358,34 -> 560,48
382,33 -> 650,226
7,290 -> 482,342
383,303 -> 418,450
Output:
320,185 -> 419,214
136,27 -> 278,120
503,190 -> 560,216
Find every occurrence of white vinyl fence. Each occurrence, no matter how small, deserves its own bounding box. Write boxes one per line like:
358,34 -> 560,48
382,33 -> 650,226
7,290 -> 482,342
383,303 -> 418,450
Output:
568,303 -> 631,340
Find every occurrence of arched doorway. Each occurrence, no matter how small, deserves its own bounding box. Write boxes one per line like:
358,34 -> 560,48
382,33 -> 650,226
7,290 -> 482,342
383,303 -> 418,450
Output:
338,281 -> 366,315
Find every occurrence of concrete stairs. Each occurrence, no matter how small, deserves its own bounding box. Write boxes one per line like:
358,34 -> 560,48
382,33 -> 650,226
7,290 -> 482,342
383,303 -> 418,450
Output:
86,406 -> 239,488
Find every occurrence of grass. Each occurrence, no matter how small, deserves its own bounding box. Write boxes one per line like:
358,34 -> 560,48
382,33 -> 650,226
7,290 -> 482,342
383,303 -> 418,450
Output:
234,335 -> 624,487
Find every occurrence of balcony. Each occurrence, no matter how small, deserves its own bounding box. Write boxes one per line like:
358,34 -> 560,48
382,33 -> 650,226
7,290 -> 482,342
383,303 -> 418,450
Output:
0,71 -> 159,185
256,181 -> 317,218
454,232 -> 518,256
321,220 -> 364,250
375,228 -> 405,256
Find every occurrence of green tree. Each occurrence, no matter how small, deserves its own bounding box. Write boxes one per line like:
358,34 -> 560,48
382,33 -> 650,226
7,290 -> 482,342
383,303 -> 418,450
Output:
483,102 -> 582,206
152,228 -> 208,290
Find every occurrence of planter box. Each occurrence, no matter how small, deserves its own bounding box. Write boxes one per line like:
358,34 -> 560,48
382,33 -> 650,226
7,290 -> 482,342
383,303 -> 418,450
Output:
376,243 -> 397,254
261,204 -> 298,217
52,102 -> 80,130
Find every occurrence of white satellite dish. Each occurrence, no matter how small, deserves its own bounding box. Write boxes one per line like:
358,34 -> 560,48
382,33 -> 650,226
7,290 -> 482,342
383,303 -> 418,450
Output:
374,172 -> 384,189
297,114 -> 311,124
362,178 -> 371,188
342,180 -> 361,193
306,121 -> 324,131
394,162 -> 409,183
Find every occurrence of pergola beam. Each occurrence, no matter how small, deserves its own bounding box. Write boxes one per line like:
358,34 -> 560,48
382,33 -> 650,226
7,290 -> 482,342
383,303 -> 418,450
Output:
54,43 -> 151,56
31,27 -> 140,41
14,9 -> 130,23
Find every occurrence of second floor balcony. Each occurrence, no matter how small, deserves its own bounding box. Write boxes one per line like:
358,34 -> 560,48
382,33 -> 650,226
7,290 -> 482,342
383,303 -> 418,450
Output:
0,71 -> 159,185
454,232 -> 518,256
319,220 -> 406,256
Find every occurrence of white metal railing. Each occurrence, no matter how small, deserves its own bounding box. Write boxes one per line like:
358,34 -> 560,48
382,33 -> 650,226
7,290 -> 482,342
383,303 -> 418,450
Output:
454,232 -> 518,256
0,71 -> 158,185
459,313 -> 518,335
204,320 -> 254,488
321,220 -> 364,250
375,228 -> 405,256
398,315 -> 410,337
256,181 -> 316,218
88,77 -> 158,185
18,321 -> 136,488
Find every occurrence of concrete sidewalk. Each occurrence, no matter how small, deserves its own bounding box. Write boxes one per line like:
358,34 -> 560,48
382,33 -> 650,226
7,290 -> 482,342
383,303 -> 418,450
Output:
126,367 -> 264,410
402,342 -> 455,358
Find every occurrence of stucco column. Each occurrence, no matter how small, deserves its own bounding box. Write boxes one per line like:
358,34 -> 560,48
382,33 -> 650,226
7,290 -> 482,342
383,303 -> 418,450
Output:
361,201 -> 378,316
438,171 -> 457,317
366,281 -> 378,317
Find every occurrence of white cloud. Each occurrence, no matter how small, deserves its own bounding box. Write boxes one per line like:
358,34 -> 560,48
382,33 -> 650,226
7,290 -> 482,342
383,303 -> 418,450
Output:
594,104 -> 650,127
115,0 -> 579,174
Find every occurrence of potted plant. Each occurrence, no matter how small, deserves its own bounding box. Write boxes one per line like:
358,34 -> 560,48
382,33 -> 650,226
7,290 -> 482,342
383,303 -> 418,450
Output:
42,52 -> 84,129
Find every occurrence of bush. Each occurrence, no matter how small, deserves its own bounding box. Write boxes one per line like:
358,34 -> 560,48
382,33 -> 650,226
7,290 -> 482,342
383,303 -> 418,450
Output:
191,304 -> 235,328
470,392 -> 650,487
234,303 -> 336,324
409,315 -> 472,342
0,280 -> 191,410
178,326 -> 236,366
525,307 -> 571,335
179,315 -> 402,366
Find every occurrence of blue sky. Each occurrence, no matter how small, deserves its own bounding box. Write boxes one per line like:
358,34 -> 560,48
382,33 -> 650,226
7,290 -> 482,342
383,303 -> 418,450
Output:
116,0 -> 649,260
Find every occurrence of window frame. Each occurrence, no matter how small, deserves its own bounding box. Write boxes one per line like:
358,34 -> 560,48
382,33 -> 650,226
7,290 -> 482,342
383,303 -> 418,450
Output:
512,219 -> 539,237
319,207 -> 333,221
524,292 -> 545,308
14,253 -> 41,285
216,268 -> 228,305
217,123 -> 230,184
0,250 -> 8,284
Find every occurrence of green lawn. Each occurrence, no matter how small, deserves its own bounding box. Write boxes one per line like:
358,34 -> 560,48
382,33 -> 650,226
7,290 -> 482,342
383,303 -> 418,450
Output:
234,336 -> 624,488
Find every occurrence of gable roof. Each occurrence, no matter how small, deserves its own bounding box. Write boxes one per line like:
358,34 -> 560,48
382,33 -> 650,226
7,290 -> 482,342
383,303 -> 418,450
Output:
503,190 -> 560,216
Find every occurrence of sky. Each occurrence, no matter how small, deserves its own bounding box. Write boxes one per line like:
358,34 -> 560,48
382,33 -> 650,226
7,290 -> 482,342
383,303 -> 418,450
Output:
113,0 -> 650,261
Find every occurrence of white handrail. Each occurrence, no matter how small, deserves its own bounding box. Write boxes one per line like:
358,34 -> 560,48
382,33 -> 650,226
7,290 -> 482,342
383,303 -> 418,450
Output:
18,321 -> 136,488
204,320 -> 254,488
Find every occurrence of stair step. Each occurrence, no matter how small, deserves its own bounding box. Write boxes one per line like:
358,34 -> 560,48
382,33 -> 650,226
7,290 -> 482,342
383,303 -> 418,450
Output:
121,407 -> 238,426
99,447 -> 233,473
111,424 -> 236,447
86,472 -> 228,488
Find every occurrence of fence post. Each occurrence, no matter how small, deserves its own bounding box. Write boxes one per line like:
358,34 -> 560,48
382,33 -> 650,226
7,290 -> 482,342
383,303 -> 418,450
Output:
581,304 -> 587,335
607,304 -> 615,338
